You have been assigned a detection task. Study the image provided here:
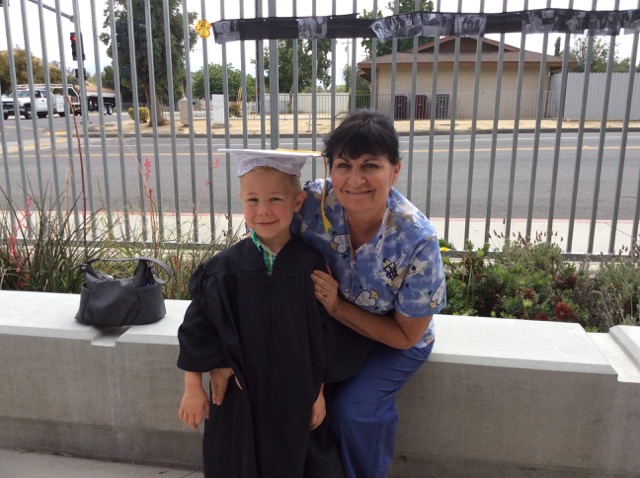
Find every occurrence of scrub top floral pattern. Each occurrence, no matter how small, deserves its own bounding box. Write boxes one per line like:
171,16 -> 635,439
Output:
292,179 -> 447,349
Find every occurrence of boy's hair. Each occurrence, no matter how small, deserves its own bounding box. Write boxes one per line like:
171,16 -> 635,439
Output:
322,109 -> 400,169
240,166 -> 302,194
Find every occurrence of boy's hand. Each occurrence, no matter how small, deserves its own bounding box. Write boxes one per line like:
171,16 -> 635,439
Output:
210,367 -> 242,405
178,386 -> 209,430
310,385 -> 326,431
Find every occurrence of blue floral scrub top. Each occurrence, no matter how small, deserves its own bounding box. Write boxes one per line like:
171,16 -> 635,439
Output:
292,179 -> 446,349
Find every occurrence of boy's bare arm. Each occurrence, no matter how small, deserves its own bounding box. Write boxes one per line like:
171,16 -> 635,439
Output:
178,371 -> 209,429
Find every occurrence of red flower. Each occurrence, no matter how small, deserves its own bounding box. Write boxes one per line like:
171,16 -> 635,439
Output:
144,158 -> 152,182
555,302 -> 571,320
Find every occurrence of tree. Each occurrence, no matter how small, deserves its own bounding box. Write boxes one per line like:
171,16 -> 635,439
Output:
101,64 -> 133,104
100,0 -> 197,126
263,39 -> 333,95
568,36 -> 632,73
0,48 -> 62,92
191,63 -> 255,101
554,37 -> 561,57
342,64 -> 370,94
101,65 -> 115,90
360,0 -> 434,58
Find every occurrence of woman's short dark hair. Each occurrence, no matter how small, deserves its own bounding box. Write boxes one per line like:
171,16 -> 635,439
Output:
323,109 -> 400,169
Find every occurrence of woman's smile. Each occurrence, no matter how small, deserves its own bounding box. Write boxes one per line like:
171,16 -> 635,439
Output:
331,154 -> 400,220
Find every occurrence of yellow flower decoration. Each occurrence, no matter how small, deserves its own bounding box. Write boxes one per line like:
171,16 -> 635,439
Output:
195,19 -> 211,38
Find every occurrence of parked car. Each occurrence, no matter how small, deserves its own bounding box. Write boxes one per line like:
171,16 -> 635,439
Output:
1,88 -> 49,120
2,96 -> 14,120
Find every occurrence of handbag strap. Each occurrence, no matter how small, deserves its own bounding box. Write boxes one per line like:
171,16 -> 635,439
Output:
79,256 -> 173,284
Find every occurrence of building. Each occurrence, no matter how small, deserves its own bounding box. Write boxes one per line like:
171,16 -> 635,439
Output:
357,36 -> 575,120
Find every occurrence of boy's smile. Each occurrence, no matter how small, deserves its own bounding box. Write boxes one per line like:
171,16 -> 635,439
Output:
240,167 -> 305,254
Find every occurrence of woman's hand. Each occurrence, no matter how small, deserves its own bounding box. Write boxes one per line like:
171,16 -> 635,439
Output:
312,269 -> 341,315
210,367 -> 242,406
313,268 -> 433,349
310,385 -> 326,430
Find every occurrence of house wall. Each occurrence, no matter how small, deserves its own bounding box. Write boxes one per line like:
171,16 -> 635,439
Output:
375,63 -> 548,120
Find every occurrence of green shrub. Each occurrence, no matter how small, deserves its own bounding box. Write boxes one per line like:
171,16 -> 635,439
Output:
0,190 -> 110,293
127,106 -> 150,123
440,232 -> 640,332
229,102 -> 241,118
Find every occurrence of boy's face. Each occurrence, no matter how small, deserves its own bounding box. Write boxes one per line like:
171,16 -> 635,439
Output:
240,167 -> 305,253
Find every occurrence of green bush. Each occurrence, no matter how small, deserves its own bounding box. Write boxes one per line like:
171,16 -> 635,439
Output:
0,185 -> 240,300
440,232 -> 640,332
229,102 -> 241,118
0,190 -> 109,292
127,106 -> 150,123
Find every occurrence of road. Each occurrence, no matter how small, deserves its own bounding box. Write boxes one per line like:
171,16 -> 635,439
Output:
1,114 -> 639,220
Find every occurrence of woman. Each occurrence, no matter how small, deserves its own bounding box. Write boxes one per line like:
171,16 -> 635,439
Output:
293,109 -> 447,478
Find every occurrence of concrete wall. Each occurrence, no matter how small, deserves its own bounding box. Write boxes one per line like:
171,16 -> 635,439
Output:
1,290 -> 640,477
549,72 -> 640,120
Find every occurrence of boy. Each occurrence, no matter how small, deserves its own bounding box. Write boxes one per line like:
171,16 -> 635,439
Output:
177,149 -> 343,478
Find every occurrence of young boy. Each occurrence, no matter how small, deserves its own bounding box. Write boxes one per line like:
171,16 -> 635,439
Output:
177,149 -> 343,478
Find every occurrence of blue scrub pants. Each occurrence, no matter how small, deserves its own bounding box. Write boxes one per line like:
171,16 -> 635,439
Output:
330,340 -> 435,478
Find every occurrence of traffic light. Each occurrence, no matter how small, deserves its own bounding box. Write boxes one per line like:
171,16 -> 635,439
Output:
70,32 -> 86,61
70,32 -> 77,61
74,68 -> 87,79
136,22 -> 147,55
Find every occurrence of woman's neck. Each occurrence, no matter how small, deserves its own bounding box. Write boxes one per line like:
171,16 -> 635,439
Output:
346,210 -> 385,250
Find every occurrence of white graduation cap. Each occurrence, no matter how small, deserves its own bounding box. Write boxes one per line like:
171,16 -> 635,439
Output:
218,148 -> 322,177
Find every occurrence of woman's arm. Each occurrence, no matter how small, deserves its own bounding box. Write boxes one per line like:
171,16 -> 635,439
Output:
312,270 -> 432,350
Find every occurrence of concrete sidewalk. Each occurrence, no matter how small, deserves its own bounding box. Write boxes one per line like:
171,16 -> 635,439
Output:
0,448 -> 203,478
90,114 -> 640,138
1,446 -> 618,478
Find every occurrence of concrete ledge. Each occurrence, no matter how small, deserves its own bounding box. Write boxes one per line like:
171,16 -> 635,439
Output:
610,326 -> 640,370
1,291 -> 640,476
430,315 -> 615,374
0,290 -> 99,340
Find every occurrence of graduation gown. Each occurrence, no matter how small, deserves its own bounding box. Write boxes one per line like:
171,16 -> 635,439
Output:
178,237 -> 369,478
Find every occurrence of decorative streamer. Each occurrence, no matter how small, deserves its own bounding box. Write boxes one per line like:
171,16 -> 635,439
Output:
211,9 -> 640,43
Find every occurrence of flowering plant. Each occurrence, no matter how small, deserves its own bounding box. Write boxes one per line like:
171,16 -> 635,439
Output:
440,232 -> 640,332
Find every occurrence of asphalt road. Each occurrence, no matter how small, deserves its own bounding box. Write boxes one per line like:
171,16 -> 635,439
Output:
2,115 -> 639,220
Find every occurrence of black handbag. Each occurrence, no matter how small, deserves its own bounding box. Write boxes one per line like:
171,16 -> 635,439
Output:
75,256 -> 172,327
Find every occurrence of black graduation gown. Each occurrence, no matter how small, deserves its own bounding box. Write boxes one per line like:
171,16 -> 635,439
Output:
178,237 -> 365,478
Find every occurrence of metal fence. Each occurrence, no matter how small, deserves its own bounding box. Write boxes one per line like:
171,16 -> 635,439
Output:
1,0 -> 640,255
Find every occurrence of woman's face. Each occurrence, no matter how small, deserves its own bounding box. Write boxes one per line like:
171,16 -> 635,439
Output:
330,152 -> 400,220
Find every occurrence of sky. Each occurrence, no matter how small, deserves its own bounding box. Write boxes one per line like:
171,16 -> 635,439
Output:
1,0 -> 639,80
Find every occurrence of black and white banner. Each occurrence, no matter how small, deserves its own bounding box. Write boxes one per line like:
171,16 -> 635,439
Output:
211,9 -> 640,44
